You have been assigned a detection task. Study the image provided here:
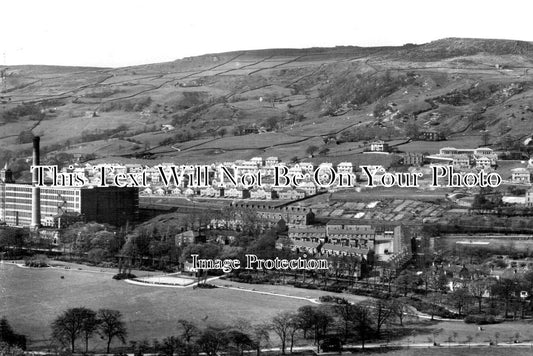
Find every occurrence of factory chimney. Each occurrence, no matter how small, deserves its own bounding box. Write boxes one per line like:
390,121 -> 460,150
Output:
30,136 -> 41,229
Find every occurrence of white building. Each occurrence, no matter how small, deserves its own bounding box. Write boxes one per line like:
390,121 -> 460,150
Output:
511,168 -> 531,184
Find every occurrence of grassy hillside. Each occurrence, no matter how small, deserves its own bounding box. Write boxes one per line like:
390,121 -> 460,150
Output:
1,38 -> 533,171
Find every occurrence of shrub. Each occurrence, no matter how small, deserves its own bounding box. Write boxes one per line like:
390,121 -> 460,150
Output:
319,295 -> 349,304
112,273 -> 136,280
196,283 -> 218,289
24,254 -> 49,268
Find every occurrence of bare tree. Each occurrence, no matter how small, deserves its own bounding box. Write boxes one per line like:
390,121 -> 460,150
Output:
468,279 -> 491,313
368,299 -> 393,337
178,319 -> 199,344
350,303 -> 373,349
391,299 -> 408,326
250,324 -> 270,356
51,307 -> 92,352
97,309 -> 127,353
270,312 -> 294,355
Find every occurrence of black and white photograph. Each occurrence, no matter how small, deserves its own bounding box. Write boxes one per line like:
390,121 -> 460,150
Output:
2,1 -> 533,355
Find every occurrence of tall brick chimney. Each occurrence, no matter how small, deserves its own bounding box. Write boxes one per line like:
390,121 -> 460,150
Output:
30,136 -> 41,229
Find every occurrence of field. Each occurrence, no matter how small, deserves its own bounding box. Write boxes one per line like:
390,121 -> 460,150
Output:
0,263 -> 314,349
4,262 -> 533,353
351,348 -> 533,356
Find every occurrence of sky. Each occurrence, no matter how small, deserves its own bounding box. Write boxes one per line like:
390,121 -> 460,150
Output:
1,0 -> 533,68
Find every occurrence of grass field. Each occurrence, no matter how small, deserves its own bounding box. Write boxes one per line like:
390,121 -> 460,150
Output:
0,263 -> 313,350
352,347 -> 533,356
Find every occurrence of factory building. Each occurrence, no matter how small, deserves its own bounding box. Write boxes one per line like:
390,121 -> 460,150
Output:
0,136 -> 138,228
0,180 -> 138,228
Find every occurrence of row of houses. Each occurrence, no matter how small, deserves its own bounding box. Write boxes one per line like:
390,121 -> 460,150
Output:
286,219 -> 411,277
425,147 -> 498,170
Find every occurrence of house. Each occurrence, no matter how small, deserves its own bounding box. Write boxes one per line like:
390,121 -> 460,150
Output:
265,157 -> 280,167
300,162 -> 314,173
475,156 -> 492,170
175,230 -> 206,246
170,187 -> 182,195
200,186 -> 218,197
161,124 -> 175,132
370,140 -> 389,152
183,187 -> 195,196
225,188 -> 250,199
154,187 -> 167,195
511,168 -> 531,184
526,188 -> 533,207
452,155 -> 471,169
401,153 -> 425,166
419,130 -> 446,141
298,181 -> 317,196
278,189 -> 306,200
337,162 -> 354,174
250,157 -> 263,166
250,188 -> 269,200
140,187 -> 153,195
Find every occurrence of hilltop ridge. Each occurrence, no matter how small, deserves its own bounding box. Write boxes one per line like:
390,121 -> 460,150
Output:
1,37 -> 532,172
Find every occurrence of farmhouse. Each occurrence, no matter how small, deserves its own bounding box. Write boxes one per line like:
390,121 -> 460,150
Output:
419,129 -> 446,141
370,139 -> 389,152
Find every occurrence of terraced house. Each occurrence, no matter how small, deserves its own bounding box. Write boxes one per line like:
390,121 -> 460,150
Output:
287,219 -> 410,277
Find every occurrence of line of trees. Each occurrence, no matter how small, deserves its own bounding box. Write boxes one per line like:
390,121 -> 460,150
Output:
271,298 -> 408,354
51,308 -> 127,353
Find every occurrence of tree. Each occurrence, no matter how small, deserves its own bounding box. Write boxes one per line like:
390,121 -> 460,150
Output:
178,319 -> 199,353
430,272 -> 450,293
0,228 -> 26,253
371,299 -> 393,337
318,146 -> 330,156
350,303 -> 373,349
305,145 -> 319,157
270,312 -> 293,355
468,279 -> 492,313
287,315 -> 301,354
0,342 -> 25,356
405,120 -> 420,139
227,329 -> 253,356
80,309 -> 99,353
52,307 -> 93,352
263,116 -> 280,131
334,304 -> 356,342
296,305 -> 333,353
396,271 -> 418,296
391,299 -> 408,326
196,326 -> 229,356
448,288 -> 470,316
250,324 -> 270,356
0,318 -> 26,350
491,278 -> 519,318
97,309 -> 127,353
218,128 -> 227,137
427,293 -> 443,320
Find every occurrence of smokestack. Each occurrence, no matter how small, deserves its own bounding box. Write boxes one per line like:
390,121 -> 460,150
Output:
30,136 -> 41,229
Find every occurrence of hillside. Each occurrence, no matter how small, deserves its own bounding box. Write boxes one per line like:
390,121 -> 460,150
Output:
1,37 -> 533,173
